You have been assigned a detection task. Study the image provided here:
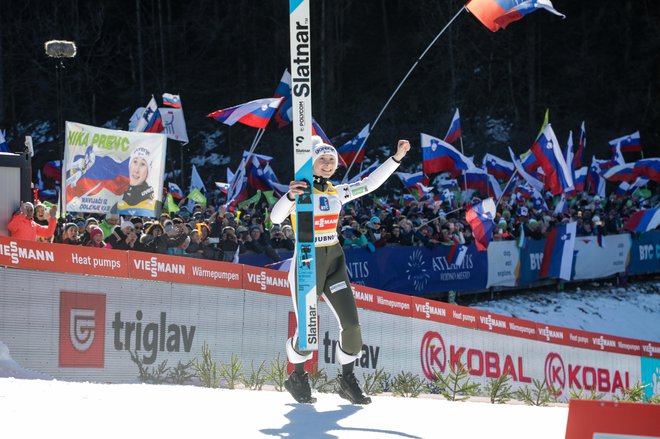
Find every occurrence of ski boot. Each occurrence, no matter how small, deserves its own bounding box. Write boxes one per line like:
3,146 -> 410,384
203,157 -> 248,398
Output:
284,371 -> 317,404
337,372 -> 372,405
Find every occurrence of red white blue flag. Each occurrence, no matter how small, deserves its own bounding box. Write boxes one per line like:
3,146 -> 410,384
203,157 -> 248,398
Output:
483,153 -> 514,181
609,131 -> 641,154
458,170 -> 502,199
167,182 -> 185,199
602,163 -> 636,182
624,208 -> 660,233
573,167 -> 587,192
273,69 -> 293,127
215,182 -> 230,194
466,0 -> 565,32
338,124 -> 369,166
540,221 -> 576,281
421,133 -> 476,175
465,197 -> 496,251
134,96 -> 164,133
530,124 -> 574,195
615,177 -> 648,198
509,147 -> 544,193
443,109 -> 462,145
574,121 -> 586,170
162,93 -> 182,108
207,97 -> 283,129
633,158 -> 660,182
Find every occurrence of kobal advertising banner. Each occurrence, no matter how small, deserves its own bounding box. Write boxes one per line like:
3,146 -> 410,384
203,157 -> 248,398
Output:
63,121 -> 167,217
342,244 -> 488,295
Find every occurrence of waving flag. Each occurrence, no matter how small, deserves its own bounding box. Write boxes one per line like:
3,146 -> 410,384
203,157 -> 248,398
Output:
540,221 -> 576,281
586,157 -> 606,197
134,96 -> 164,133
483,153 -> 514,180
574,121 -> 586,169
43,160 -> 62,182
226,161 -> 248,206
312,118 -> 346,167
633,158 -> 660,182
530,124 -> 574,195
615,177 -> 648,198
573,167 -> 587,192
215,182 -> 230,194
273,69 -> 293,127
0,129 -> 8,153
466,0 -> 565,32
338,124 -> 369,165
444,109 -> 462,144
162,93 -> 182,108
465,197 -> 496,251
167,182 -> 185,200
509,147 -> 544,193
609,131 -> 641,154
438,179 -> 460,191
624,208 -> 660,233
421,133 -> 476,175
396,171 -> 429,189
610,142 -> 626,167
440,189 -> 458,209
458,170 -> 502,199
602,163 -> 636,182
187,164 -> 207,210
207,97 -> 283,129
553,194 -> 569,216
500,174 -> 519,200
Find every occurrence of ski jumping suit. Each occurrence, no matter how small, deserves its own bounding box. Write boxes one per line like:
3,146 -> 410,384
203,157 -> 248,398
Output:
270,157 -> 401,365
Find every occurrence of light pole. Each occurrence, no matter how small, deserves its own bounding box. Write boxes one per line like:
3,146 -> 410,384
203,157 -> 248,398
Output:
44,40 -> 76,216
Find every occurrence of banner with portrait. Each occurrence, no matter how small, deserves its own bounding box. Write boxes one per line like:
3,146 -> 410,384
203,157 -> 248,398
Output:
63,121 -> 167,217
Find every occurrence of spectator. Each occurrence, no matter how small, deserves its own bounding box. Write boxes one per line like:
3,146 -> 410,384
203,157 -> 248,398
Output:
99,212 -> 120,239
244,224 -> 280,262
86,226 -> 107,248
270,224 -> 294,251
341,225 -> 368,250
365,217 -> 387,249
8,202 -> 57,241
106,220 -> 139,250
60,223 -> 81,245
33,203 -> 55,242
140,222 -> 187,254
219,226 -> 241,262
387,224 -> 404,245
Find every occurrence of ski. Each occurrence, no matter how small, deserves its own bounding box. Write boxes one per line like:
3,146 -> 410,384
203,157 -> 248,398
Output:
289,0 -> 317,351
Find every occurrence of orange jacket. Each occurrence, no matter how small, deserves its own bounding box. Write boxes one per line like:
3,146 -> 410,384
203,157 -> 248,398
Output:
7,213 -> 56,241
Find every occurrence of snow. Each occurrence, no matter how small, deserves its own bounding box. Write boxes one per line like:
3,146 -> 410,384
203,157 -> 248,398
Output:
473,281 -> 660,342
0,376 -> 568,439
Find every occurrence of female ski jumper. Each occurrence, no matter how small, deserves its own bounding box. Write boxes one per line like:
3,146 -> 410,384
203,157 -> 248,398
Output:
270,137 -> 410,404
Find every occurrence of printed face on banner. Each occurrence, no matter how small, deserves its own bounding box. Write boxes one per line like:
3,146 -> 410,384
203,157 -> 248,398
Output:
59,291 -> 106,368
63,121 -> 166,217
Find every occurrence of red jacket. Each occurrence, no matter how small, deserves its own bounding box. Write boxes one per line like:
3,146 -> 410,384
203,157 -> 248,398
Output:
7,213 -> 56,241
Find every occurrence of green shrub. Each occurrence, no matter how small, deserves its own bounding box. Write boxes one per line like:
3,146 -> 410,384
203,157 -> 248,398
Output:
219,354 -> 244,389
391,371 -> 426,398
432,363 -> 481,402
242,360 -> 267,391
484,373 -> 514,404
192,342 -> 221,388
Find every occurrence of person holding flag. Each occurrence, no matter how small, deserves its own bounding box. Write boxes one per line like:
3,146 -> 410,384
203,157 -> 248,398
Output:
271,136 -> 410,405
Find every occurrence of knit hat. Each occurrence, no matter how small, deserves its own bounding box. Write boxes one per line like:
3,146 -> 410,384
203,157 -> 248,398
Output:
85,217 -> 99,226
89,226 -> 103,240
311,135 -> 338,167
120,220 -> 135,231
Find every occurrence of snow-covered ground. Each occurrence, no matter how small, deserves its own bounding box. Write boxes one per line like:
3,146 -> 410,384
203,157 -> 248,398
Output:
472,281 -> 660,342
0,376 -> 568,439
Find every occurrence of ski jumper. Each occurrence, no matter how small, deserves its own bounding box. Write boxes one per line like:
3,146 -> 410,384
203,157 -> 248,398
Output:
271,157 -> 401,365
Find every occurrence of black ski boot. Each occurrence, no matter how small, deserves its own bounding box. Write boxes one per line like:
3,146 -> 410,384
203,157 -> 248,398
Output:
337,372 -> 372,405
284,371 -> 317,404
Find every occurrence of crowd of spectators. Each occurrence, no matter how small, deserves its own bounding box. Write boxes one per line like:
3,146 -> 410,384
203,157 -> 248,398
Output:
6,186 -> 658,264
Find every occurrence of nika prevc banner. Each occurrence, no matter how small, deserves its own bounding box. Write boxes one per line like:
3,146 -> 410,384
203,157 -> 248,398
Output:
63,121 -> 167,217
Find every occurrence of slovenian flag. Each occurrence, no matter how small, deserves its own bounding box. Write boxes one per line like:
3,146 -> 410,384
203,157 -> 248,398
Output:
624,208 -> 660,233
338,124 -> 369,165
540,221 -> 576,281
421,133 -> 476,175
273,69 -> 293,128
602,163 -> 637,182
509,147 -> 544,193
458,170 -> 502,199
614,177 -> 648,198
207,97 -> 283,129
573,167 -> 588,192
167,182 -> 185,199
466,0 -> 565,32
609,131 -> 641,154
465,197 -> 496,251
134,96 -> 164,133
483,153 -> 514,181
633,158 -> 660,182
396,171 -> 429,189
574,121 -> 586,170
215,182 -> 230,194
443,109 -> 462,145
530,124 -> 574,195
162,93 -> 182,108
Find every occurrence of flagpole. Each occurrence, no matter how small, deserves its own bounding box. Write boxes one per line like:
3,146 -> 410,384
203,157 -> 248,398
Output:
343,6 -> 467,182
459,136 -> 468,193
496,169 -> 518,208
226,128 -> 265,204
414,206 -> 464,231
